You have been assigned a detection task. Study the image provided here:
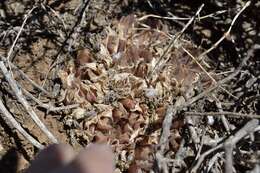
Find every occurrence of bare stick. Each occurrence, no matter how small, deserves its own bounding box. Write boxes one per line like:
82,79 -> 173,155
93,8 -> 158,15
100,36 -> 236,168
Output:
159,97 -> 185,151
22,87 -> 79,112
156,96 -> 186,172
40,0 -> 91,94
206,152 -> 224,172
155,36 -> 258,173
0,55 -> 53,97
0,61 -> 58,143
0,55 -> 77,112
214,96 -> 231,133
198,1 -> 251,61
0,98 -> 44,149
184,44 -> 258,107
194,130 -> 206,161
224,119 -> 258,173
6,6 -> 37,69
185,116 -> 200,146
150,4 -> 204,78
138,10 -> 226,21
41,3 -> 68,30
191,142 -> 223,173
185,111 -> 260,119
224,140 -> 234,173
50,0 -> 91,64
191,119 -> 258,172
182,46 -> 238,100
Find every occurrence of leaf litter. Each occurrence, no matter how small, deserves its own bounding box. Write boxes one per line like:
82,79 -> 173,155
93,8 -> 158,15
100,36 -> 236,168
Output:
1,1 -> 259,172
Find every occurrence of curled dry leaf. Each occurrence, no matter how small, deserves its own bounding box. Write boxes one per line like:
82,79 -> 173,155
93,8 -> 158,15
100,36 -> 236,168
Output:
112,108 -> 124,121
120,98 -> 136,110
97,117 -> 113,131
76,48 -> 93,67
93,131 -> 108,144
79,86 -> 97,104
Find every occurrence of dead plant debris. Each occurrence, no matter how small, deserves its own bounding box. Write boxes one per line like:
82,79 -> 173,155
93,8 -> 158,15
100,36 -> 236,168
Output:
0,0 -> 259,173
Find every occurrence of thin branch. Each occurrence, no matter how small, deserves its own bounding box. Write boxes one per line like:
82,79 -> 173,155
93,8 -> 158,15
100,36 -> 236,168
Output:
182,46 -> 238,100
149,4 -> 204,78
154,16 -> 257,173
41,0 -> 91,94
0,55 -> 76,112
214,96 -> 231,133
185,111 -> 260,119
206,152 -> 224,172
0,98 -> 44,149
159,96 -> 186,151
0,55 -> 53,97
0,61 -> 58,143
52,0 -> 91,60
138,9 -> 226,21
6,6 -> 37,69
184,44 -> 258,107
224,119 -> 259,173
191,119 -> 259,172
224,140 -> 234,173
156,96 -> 186,172
191,143 -> 223,173
198,1 -> 251,61
185,116 -> 200,146
41,3 -> 68,31
22,87 -> 79,112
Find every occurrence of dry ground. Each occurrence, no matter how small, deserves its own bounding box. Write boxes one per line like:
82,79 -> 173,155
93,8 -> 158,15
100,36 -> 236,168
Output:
0,0 -> 259,173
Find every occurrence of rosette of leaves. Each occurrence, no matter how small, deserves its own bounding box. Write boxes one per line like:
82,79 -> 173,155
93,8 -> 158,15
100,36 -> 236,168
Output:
59,14 -> 212,172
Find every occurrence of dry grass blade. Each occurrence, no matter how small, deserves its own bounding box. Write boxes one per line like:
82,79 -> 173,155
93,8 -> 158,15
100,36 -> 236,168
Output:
0,61 -> 58,143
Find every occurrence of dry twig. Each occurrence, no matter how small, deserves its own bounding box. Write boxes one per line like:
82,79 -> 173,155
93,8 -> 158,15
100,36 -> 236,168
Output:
6,6 -> 37,70
185,116 -> 200,146
156,96 -> 185,172
155,28 -> 258,173
184,44 -> 259,107
0,55 -> 77,112
191,119 -> 259,172
150,4 -> 204,78
0,55 -> 53,97
198,1 -> 251,61
182,46 -> 238,100
0,98 -> 44,149
185,111 -> 260,119
0,61 -> 58,143
214,96 -> 232,132
22,87 -> 79,112
224,119 -> 258,173
41,0 -> 91,94
138,10 -> 227,21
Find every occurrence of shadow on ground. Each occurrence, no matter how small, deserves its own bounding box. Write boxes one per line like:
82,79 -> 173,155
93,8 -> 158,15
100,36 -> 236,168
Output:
0,148 -> 18,173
